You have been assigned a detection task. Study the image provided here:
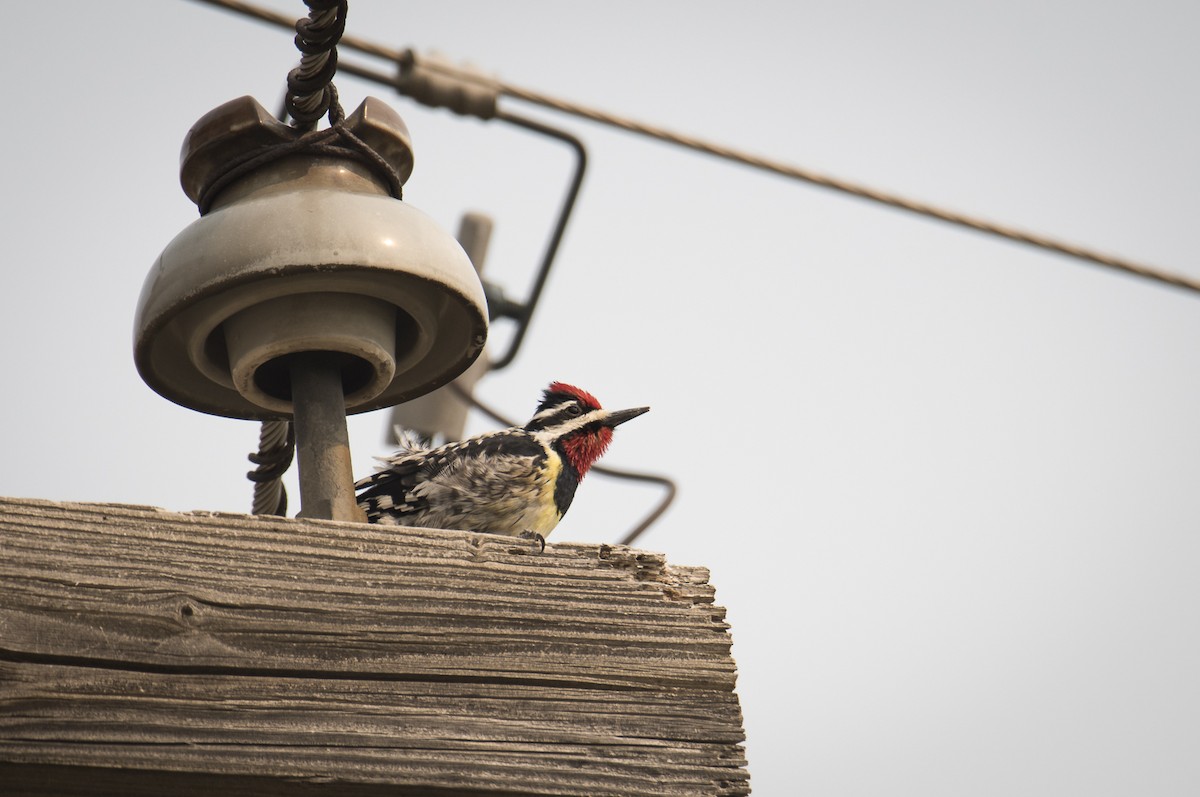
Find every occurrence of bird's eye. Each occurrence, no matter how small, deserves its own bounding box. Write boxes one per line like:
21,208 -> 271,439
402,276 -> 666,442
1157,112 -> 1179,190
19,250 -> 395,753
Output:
567,404 -> 583,416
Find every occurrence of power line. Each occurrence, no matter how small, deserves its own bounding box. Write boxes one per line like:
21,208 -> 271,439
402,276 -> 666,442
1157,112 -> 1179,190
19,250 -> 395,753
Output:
191,0 -> 1200,297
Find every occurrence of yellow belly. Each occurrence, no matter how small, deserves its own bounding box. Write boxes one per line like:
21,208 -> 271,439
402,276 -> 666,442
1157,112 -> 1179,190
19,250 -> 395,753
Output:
527,452 -> 564,535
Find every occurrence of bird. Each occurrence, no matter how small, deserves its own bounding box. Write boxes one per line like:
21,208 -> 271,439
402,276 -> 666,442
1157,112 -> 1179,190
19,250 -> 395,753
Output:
355,382 -> 649,544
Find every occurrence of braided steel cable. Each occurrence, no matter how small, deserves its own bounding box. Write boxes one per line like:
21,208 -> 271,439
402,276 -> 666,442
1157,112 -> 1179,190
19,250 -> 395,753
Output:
191,0 -> 395,60
248,419 -> 293,515
285,0 -> 347,128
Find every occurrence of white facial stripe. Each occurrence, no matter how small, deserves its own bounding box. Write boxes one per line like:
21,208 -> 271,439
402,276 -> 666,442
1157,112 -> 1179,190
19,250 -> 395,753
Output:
530,403 -> 569,424
532,408 -> 609,443
531,399 -> 597,428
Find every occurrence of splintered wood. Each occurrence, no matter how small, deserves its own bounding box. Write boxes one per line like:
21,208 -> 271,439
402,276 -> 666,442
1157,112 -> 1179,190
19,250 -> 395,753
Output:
0,497 -> 749,796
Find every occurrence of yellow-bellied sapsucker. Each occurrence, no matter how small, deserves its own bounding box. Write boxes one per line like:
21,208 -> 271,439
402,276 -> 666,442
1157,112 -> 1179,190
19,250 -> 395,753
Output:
355,382 -> 648,539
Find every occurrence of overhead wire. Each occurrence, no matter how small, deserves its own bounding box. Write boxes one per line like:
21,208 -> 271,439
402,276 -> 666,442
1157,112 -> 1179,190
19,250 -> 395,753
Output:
190,0 -> 1200,297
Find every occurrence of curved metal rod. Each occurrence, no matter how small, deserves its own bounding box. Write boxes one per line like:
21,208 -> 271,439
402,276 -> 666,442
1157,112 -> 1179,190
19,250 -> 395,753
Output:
488,111 -> 587,370
592,464 -> 678,547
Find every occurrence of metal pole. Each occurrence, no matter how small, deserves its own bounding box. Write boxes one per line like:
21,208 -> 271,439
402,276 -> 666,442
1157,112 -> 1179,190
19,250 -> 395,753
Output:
290,354 -> 364,522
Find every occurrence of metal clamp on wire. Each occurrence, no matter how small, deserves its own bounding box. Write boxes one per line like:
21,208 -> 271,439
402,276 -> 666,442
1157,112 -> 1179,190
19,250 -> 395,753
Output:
395,49 -> 500,120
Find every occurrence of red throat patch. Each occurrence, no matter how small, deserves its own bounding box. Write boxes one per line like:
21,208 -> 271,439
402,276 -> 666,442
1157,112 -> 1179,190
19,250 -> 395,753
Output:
561,426 -> 613,477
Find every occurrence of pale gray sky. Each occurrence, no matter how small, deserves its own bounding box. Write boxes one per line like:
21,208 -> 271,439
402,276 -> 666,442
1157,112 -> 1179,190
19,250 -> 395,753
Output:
4,1 -> 1200,794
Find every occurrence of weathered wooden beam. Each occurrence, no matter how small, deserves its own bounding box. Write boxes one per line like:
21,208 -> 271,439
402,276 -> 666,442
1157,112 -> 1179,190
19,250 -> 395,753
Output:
0,497 -> 749,795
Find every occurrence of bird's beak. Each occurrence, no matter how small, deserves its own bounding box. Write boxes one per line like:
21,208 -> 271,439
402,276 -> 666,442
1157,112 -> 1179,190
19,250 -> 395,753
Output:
604,405 -> 650,428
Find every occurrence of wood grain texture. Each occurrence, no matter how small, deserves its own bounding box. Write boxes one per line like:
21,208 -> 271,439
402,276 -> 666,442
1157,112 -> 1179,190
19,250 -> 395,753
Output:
0,497 -> 749,795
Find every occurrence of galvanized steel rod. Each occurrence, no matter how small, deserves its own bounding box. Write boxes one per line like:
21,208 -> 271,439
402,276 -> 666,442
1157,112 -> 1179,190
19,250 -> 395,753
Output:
290,354 -> 364,522
488,111 -> 587,371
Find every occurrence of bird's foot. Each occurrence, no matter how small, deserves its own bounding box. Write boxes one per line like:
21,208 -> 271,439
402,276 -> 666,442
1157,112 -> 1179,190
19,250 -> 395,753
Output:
517,530 -> 546,554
